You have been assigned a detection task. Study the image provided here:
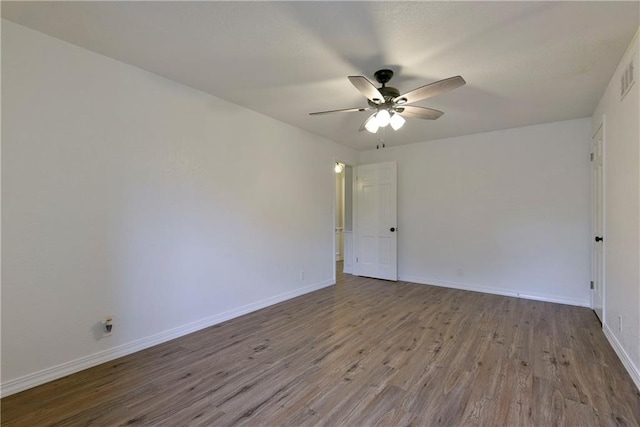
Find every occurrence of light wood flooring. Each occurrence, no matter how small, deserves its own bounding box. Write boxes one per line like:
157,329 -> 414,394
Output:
2,266 -> 640,426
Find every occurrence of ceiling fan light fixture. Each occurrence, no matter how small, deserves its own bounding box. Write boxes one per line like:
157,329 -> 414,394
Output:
396,97 -> 408,104
365,117 -> 380,133
390,113 -> 406,130
376,109 -> 391,127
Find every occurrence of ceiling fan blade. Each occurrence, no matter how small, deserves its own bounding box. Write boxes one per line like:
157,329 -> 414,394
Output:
359,113 -> 378,132
394,76 -> 466,104
396,105 -> 444,120
309,107 -> 370,116
348,76 -> 385,104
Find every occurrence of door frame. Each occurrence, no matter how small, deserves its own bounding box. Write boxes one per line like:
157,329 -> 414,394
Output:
591,117 -> 606,322
332,158 -> 353,283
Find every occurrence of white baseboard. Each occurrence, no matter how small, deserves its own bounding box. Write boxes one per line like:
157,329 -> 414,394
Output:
0,279 -> 335,398
603,324 -> 640,392
399,275 -> 590,308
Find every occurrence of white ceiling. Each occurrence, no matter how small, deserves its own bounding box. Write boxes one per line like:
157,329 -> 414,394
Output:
3,1 -> 638,151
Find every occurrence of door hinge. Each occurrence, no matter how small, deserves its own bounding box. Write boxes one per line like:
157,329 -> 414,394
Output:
590,281 -> 594,289
590,152 -> 594,161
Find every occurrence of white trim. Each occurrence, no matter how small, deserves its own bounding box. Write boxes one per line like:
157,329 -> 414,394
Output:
400,275 -> 590,308
343,231 -> 353,274
332,157 -> 338,284
0,279 -> 335,398
603,324 -> 640,392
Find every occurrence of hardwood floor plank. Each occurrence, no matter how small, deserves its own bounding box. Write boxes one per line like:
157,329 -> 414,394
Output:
3,267 -> 639,426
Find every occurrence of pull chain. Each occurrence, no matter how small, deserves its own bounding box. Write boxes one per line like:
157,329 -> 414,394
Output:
376,126 -> 386,150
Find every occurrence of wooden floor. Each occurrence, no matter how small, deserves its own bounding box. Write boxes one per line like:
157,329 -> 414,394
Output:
3,266 -> 640,426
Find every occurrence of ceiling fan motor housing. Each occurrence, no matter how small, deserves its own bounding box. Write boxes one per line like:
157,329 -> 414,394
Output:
368,86 -> 400,107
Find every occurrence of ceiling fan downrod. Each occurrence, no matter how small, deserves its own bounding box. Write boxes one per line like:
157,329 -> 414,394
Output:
374,69 -> 394,87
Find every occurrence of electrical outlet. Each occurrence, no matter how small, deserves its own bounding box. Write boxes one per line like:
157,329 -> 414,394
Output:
618,315 -> 622,332
103,316 -> 114,338
456,268 -> 465,277
300,270 -> 305,280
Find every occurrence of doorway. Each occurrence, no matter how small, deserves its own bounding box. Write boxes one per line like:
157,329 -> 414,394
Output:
334,162 -> 353,279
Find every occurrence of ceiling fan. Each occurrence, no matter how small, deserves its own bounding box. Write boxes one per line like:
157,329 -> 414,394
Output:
309,69 -> 465,134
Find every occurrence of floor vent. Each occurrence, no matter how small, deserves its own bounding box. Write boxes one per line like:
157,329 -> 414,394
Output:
620,55 -> 636,100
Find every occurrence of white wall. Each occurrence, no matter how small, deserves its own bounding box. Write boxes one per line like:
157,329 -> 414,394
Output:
592,27 -> 640,389
359,119 -> 592,307
1,20 -> 356,395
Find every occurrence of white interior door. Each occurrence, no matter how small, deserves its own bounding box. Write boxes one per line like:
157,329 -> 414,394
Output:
591,125 -> 604,322
354,162 -> 397,281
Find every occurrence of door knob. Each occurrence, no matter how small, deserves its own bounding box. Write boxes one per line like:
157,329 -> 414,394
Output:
595,236 -> 603,242
390,227 -> 396,232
